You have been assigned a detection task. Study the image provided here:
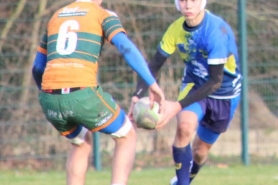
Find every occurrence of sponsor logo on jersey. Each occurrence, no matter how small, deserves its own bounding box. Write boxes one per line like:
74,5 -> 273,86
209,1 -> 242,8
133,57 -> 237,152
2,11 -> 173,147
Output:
58,7 -> 88,17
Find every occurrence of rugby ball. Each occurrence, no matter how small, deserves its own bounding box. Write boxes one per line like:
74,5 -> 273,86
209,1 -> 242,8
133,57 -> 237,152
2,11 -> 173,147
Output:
132,97 -> 161,130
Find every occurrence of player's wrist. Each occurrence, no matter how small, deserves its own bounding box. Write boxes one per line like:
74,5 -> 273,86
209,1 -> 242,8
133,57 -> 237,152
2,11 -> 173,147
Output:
132,91 -> 141,98
131,96 -> 139,103
178,100 -> 185,110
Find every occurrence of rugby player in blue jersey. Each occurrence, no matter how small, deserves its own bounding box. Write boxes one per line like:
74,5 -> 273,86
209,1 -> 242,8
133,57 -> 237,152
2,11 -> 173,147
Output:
128,0 -> 242,184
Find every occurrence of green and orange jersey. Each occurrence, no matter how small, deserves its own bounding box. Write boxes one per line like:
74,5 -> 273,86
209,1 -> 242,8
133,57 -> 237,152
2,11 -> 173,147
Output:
37,1 -> 126,90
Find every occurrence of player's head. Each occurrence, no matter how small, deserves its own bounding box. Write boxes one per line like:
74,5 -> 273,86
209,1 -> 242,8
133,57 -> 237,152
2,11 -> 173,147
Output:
175,0 -> 206,20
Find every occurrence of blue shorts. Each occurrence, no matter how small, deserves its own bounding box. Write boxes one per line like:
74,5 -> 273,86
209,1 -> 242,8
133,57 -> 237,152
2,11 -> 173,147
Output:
178,83 -> 240,144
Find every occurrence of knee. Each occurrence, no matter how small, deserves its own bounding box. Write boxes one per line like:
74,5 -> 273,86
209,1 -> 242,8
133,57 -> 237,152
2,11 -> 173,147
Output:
176,121 -> 195,140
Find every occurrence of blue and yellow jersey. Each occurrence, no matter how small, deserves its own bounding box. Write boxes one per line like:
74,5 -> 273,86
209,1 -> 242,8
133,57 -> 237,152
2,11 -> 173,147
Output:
37,1 -> 125,89
159,11 -> 241,99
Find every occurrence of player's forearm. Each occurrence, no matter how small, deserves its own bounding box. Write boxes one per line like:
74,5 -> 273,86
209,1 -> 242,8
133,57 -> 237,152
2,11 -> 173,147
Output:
179,64 -> 224,108
133,50 -> 167,98
178,79 -> 221,108
111,32 -> 155,86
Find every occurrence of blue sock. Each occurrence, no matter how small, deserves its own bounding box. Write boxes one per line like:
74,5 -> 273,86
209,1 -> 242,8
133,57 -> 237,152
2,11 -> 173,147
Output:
172,144 -> 192,185
189,161 -> 205,183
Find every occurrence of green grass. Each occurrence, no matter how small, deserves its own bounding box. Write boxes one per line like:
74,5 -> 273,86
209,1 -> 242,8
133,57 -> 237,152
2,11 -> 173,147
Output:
1,165 -> 278,185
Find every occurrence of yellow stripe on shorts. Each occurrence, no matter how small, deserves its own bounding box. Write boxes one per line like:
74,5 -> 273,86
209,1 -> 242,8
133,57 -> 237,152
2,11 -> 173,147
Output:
177,83 -> 194,101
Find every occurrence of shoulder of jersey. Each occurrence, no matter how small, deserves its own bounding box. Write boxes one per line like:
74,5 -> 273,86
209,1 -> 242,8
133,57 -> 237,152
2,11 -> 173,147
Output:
167,16 -> 185,31
105,9 -> 119,17
205,11 -> 225,26
171,16 -> 185,27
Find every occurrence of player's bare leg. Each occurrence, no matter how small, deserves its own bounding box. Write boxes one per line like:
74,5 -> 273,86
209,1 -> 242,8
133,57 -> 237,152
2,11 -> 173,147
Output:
66,131 -> 92,185
174,111 -> 198,147
189,134 -> 212,183
111,118 -> 137,185
192,135 -> 212,164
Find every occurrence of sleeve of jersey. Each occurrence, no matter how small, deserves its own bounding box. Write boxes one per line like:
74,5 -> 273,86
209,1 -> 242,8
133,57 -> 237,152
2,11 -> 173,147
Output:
102,14 -> 126,42
111,32 -> 155,86
207,25 -> 229,65
157,23 -> 177,56
32,32 -> 47,90
37,32 -> 47,55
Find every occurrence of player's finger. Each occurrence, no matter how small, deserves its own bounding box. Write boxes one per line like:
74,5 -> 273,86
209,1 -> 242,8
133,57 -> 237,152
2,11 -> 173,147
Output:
156,120 -> 167,129
159,99 -> 165,115
149,98 -> 154,109
156,113 -> 167,129
158,94 -> 165,114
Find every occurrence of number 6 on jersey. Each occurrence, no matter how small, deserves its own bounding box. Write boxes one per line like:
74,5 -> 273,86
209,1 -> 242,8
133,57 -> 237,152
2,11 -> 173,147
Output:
56,20 -> 79,55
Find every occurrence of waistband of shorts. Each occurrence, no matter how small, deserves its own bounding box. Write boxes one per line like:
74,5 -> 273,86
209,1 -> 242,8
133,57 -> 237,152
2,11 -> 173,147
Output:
42,87 -> 86,94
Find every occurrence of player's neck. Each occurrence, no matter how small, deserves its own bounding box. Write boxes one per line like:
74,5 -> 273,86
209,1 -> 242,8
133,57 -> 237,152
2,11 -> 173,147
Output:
185,10 -> 205,27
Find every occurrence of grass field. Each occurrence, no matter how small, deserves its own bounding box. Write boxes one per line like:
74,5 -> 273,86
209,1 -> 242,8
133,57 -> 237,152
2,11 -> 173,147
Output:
1,165 -> 278,185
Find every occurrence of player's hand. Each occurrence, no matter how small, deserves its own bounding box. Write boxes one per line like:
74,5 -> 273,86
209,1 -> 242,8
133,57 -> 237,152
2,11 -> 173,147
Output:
127,96 -> 139,123
156,100 -> 182,129
148,83 -> 165,115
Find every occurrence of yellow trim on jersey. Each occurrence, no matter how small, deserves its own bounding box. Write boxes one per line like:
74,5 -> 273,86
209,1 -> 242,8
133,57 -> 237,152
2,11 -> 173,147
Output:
177,83 -> 194,101
224,55 -> 237,74
160,16 -> 185,55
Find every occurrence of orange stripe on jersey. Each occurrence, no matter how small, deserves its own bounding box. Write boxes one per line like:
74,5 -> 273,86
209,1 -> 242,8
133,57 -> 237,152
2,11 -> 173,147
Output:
106,27 -> 125,41
42,58 -> 98,90
47,4 -> 103,37
37,46 -> 47,54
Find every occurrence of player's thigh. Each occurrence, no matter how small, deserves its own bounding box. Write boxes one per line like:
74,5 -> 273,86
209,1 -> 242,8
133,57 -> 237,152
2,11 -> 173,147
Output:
177,102 -> 205,133
177,83 -> 205,132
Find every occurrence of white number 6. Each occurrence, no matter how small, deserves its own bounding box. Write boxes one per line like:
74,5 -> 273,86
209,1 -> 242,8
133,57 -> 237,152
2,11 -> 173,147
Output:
56,20 -> 79,55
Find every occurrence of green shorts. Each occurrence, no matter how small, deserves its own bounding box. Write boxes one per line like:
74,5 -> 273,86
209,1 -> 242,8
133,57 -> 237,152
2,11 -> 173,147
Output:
38,86 -> 120,136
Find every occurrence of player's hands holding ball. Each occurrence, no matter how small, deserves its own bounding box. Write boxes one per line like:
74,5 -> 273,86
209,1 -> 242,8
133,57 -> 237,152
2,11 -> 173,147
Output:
128,82 -> 166,129
128,82 -> 182,130
156,100 -> 182,129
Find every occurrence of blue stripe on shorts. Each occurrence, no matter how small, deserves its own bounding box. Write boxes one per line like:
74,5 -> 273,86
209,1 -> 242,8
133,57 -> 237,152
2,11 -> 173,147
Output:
99,109 -> 126,134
